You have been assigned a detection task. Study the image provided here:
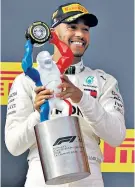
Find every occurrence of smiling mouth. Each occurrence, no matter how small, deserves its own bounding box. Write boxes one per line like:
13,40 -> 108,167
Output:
69,40 -> 85,47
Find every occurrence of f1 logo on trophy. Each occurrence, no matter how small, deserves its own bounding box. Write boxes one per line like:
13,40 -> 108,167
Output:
22,21 -> 90,185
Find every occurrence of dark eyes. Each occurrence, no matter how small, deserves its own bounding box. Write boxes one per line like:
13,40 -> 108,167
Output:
69,25 -> 77,30
68,25 -> 89,32
83,28 -> 89,32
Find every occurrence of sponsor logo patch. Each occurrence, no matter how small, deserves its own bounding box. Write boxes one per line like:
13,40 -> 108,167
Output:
84,88 -> 97,98
62,4 -> 88,13
85,76 -> 94,85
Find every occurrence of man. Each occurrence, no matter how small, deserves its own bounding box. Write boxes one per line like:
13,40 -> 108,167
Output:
5,2 -> 126,187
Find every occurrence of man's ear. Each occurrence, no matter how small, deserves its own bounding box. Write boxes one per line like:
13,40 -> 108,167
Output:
50,27 -> 60,38
53,26 -> 61,38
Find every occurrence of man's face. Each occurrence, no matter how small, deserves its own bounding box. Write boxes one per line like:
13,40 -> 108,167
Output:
55,19 -> 90,57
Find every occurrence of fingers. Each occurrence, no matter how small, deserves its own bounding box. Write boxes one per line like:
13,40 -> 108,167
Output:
58,74 -> 72,89
38,89 -> 54,96
56,74 -> 82,103
34,99 -> 45,111
35,86 -> 53,95
57,92 -> 72,100
34,86 -> 45,94
35,94 -> 53,101
57,82 -> 70,89
60,74 -> 70,82
34,86 -> 54,112
56,74 -> 75,99
55,87 -> 74,99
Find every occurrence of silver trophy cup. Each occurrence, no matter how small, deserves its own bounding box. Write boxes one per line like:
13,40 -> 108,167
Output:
34,116 -> 90,185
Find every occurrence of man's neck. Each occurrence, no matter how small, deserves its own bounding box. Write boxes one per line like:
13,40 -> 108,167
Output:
73,57 -> 81,65
52,51 -> 81,65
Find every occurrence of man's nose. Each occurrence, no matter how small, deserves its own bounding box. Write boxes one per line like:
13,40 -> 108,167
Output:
74,29 -> 84,38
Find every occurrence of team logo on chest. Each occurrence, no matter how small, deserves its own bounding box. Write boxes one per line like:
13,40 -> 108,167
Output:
83,76 -> 97,89
85,76 -> 94,85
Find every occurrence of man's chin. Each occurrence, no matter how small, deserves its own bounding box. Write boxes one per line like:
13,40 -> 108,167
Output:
71,44 -> 89,57
73,53 -> 83,58
72,48 -> 87,57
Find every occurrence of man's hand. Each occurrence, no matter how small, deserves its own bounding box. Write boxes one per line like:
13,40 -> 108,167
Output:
34,86 -> 54,112
56,74 -> 83,103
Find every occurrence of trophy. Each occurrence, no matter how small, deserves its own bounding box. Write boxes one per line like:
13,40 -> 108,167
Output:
22,21 -> 90,185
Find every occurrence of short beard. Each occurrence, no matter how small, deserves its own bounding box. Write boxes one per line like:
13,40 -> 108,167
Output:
73,45 -> 89,57
74,53 -> 83,57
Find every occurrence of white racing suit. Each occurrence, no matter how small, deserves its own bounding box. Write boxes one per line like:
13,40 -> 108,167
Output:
5,60 -> 126,187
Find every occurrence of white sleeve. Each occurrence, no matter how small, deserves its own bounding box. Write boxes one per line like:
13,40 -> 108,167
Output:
77,75 -> 126,147
5,75 -> 40,156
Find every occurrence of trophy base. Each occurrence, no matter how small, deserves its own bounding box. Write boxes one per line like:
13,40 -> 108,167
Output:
35,116 -> 90,185
46,172 -> 90,185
